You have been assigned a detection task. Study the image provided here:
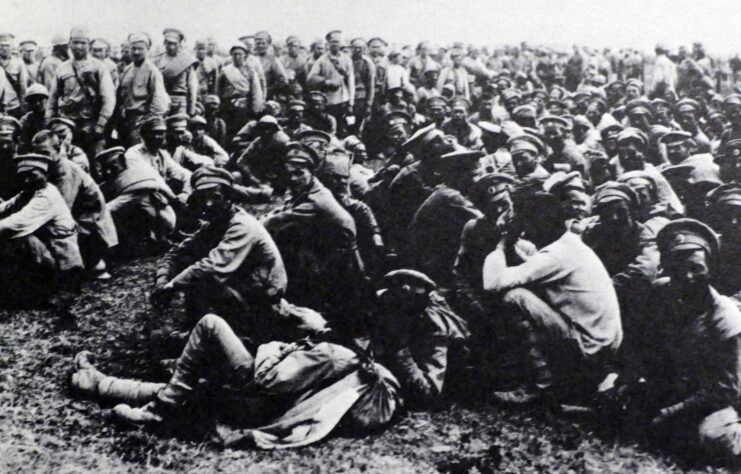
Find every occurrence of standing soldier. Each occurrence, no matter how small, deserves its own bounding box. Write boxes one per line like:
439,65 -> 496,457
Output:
37,35 -> 68,92
0,33 -> 28,117
253,31 -> 288,100
281,36 -> 307,88
216,42 -> 264,138
90,38 -> 119,87
154,28 -> 199,116
350,38 -> 375,135
194,39 -> 217,101
116,32 -> 170,148
46,27 -> 116,161
19,40 -> 39,84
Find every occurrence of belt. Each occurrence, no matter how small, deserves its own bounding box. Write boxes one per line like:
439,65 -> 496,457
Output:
169,92 -> 187,97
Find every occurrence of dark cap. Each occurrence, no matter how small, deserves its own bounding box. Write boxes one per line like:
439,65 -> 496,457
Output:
14,153 -> 52,173
95,146 -> 126,165
191,165 -> 234,190
284,142 -> 319,169
378,269 -> 437,297
657,218 -> 719,257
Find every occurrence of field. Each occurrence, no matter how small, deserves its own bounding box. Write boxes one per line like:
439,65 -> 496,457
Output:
0,255 -> 735,473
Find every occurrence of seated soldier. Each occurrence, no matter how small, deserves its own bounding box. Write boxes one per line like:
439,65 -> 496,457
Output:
0,153 -> 83,317
618,170 -> 671,237
706,183 -> 741,301
165,113 -> 214,171
441,97 -> 483,150
48,117 -> 92,174
539,115 -> 589,179
613,219 -> 741,461
262,143 -> 363,335
543,171 -> 592,233
97,147 -> 177,253
153,166 -> 288,339
482,192 -> 622,405
33,131 -> 118,279
68,270 -> 465,439
189,115 -> 229,166
507,133 -> 551,192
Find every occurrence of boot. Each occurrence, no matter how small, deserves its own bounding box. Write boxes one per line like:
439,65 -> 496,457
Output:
113,401 -> 164,425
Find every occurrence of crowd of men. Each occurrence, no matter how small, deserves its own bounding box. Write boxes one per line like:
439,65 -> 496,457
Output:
3,25 -> 741,457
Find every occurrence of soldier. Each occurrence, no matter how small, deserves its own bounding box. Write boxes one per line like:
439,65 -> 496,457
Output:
283,99 -> 312,139
90,38 -> 119,87
675,98 -> 711,154
253,31 -> 289,100
539,115 -> 589,178
97,146 -> 177,251
202,95 -> 227,147
216,42 -> 264,137
19,83 -> 49,153
0,153 -> 83,316
165,113 -> 213,170
306,30 -> 355,136
19,40 -> 39,83
193,39 -> 217,100
304,90 -> 337,135
46,27 -> 116,161
37,35 -> 68,92
0,116 -> 21,200
0,33 -> 28,117
116,32 -> 170,148
437,47 -> 469,100
281,35 -> 307,88
508,133 -> 551,189
154,28 -> 199,116
441,97 -> 483,150
188,116 -> 229,166
350,38 -> 375,134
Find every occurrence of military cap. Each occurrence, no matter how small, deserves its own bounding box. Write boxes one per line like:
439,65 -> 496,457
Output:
651,97 -> 673,110
659,130 -> 693,145
320,147 -> 352,177
350,37 -> 367,47
606,80 -> 625,91
25,83 -> 49,99
51,35 -> 67,47
439,149 -> 485,163
500,89 -> 521,102
14,153 -> 52,174
531,88 -> 548,101
0,115 -> 21,137
385,110 -> 412,132
342,135 -> 363,150
478,121 -> 502,136
255,114 -> 281,131
676,98 -> 701,114
723,94 -> 741,107
95,146 -> 126,165
448,96 -> 472,111
507,133 -> 544,156
166,113 -> 189,130
296,130 -> 332,146
597,113 -> 623,133
288,99 -> 306,111
470,172 -> 516,201
238,34 -> 254,43
284,142 -> 319,169
69,27 -> 89,41
229,42 -> 249,54
426,96 -> 447,109
0,33 -> 15,46
625,78 -> 644,91
189,115 -> 207,128
657,218 -> 719,257
325,30 -> 342,41
660,163 -> 695,182
48,116 -> 76,130
401,123 -> 443,153
593,181 -> 639,208
707,182 -> 741,207
19,40 -> 36,50
255,30 -> 272,42
163,28 -> 185,43
308,90 -> 328,104
544,170 -> 586,194
571,92 -> 590,104
194,38 -> 207,47
286,35 -> 301,46
497,76 -> 515,90
378,269 -> 437,297
512,104 -> 537,119
91,38 -> 110,49
572,115 -> 592,130
422,62 -> 441,74
546,98 -> 567,110
618,170 -> 658,194
140,116 -> 167,133
538,114 -> 569,129
191,165 -> 234,190
127,32 -> 151,47
368,37 -> 387,47
625,99 -> 654,117
203,94 -> 220,106
708,110 -> 725,122
616,127 -> 648,147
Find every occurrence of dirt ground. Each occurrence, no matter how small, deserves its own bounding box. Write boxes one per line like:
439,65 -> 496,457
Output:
0,257 -> 735,473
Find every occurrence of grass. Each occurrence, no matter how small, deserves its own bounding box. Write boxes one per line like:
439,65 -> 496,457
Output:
0,256 -> 735,473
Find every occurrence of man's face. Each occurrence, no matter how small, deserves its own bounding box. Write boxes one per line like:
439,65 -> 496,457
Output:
625,85 -> 641,101
255,36 -> 268,54
231,49 -> 245,66
352,144 -> 367,163
451,53 -> 463,67
207,41 -> 217,55
18,169 -> 47,191
512,150 -> 538,178
450,105 -> 467,123
715,203 -> 741,240
369,41 -> 383,57
130,43 -> 148,62
352,44 -> 364,58
386,127 -> 408,147
725,104 -> 741,125
50,125 -> 72,145
654,107 -> 672,127
101,155 -> 127,180
504,97 -> 519,113
666,141 -> 691,165
322,173 -> 349,196
664,249 -> 710,295
543,125 -> 564,149
195,44 -> 206,60
328,36 -> 341,54
168,127 -> 187,145
120,44 -> 131,60
192,126 -> 205,140
480,186 -> 512,219
26,96 -> 46,114
0,43 -> 11,58
677,111 -> 698,132
597,200 -> 633,233
719,152 -> 741,183
91,44 -> 107,60
288,44 -> 299,57
288,107 -> 304,123
21,47 -> 35,62
617,140 -> 645,171
562,189 -> 591,220
284,162 -> 313,194
427,105 -> 446,123
144,129 -> 166,150
313,42 -> 325,58
164,40 -> 179,56
192,186 -> 230,221
69,39 -> 89,60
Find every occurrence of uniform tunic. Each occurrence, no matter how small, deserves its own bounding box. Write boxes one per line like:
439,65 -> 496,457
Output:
117,59 -> 170,118
0,56 -> 28,112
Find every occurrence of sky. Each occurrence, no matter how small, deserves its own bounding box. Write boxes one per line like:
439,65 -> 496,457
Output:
4,0 -> 741,55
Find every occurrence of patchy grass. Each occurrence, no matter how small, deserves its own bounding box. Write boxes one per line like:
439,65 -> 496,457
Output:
0,257 -> 734,473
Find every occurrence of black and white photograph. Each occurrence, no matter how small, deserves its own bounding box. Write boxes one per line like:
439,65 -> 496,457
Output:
3,0 -> 741,471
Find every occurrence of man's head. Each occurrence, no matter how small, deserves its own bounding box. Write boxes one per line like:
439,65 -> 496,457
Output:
190,166 -> 235,221
19,40 -> 36,63
616,127 -> 648,172
724,94 -> 741,126
163,28 -> 184,56
351,37 -> 366,59
308,91 -> 328,114
48,117 -> 75,146
318,147 -> 351,197
254,31 -> 271,55
384,111 -> 411,148
425,97 -> 447,124
675,98 -> 701,133
127,33 -> 151,63
325,30 -> 342,55
661,131 -> 695,165
230,42 -> 248,67
593,181 -> 639,236
625,79 -> 643,101
283,142 -> 318,195
618,171 -> 658,221
96,146 -> 127,181
90,38 -> 110,60
140,117 -> 167,150
0,33 -> 14,59
15,153 -> 51,191
448,97 -> 470,125
166,113 -> 189,145
24,84 -> 48,114
368,37 -> 386,58
343,135 -> 367,164
514,191 -> 566,248
193,39 -> 207,60
546,171 -> 591,221
68,27 -> 89,60
31,130 -> 62,160
657,218 -> 718,295
0,117 -> 20,157
450,47 -> 464,67
287,99 -> 306,124
507,134 -> 543,178
470,172 -> 515,220
437,149 -> 484,193
539,115 -> 568,152
378,269 -> 436,314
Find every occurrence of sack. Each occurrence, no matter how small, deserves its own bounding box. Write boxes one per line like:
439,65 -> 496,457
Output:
346,362 -> 402,431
